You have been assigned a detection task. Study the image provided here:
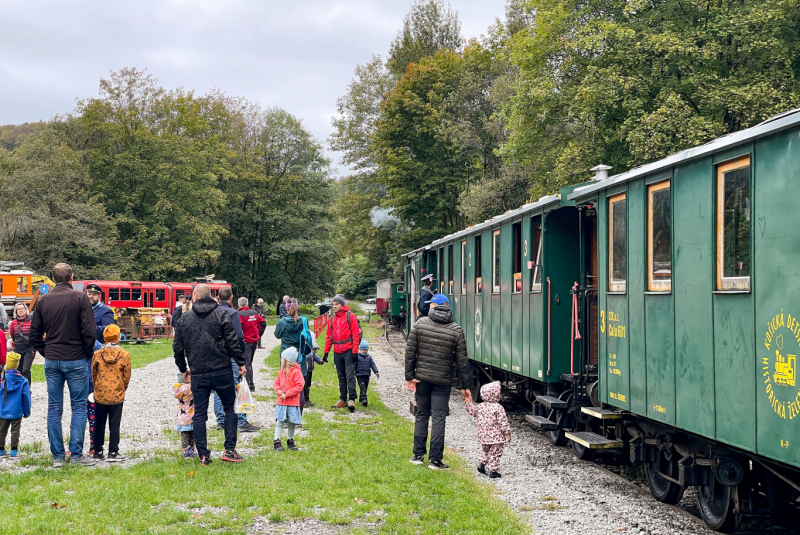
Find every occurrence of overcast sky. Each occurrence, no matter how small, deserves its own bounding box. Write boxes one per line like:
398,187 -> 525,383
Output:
0,0 -> 507,175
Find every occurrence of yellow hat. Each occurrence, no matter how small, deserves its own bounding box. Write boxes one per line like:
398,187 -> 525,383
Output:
103,324 -> 121,343
5,352 -> 21,371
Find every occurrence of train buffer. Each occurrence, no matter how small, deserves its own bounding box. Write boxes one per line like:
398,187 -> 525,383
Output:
525,414 -> 558,430
534,395 -> 569,410
580,406 -> 623,420
565,431 -> 622,450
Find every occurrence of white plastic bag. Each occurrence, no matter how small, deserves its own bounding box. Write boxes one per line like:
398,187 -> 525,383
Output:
234,382 -> 255,414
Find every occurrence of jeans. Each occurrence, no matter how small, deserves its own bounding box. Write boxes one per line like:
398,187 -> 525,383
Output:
214,360 -> 247,427
244,342 -> 257,389
44,359 -> 89,459
357,375 -> 370,403
192,368 -> 238,458
334,350 -> 357,401
93,402 -> 124,455
413,381 -> 450,462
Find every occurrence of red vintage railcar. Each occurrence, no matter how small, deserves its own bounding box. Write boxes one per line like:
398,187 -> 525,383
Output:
73,280 -> 232,311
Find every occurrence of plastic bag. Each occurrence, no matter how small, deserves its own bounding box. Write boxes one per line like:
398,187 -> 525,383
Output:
234,382 -> 255,414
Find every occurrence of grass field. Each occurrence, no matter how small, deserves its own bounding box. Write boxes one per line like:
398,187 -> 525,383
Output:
0,331 -> 526,534
29,341 -> 175,383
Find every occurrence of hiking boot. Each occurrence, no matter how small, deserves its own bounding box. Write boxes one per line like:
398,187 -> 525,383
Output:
107,452 -> 126,462
489,471 -> 502,478
273,439 -> 284,452
286,439 -> 299,451
238,422 -> 260,433
348,400 -> 356,412
360,400 -> 368,407
200,456 -> 213,466
52,457 -> 65,468
71,455 -> 98,467
409,455 -> 425,465
477,463 -> 486,475
332,400 -> 347,409
92,452 -> 105,460
428,460 -> 449,470
216,424 -> 224,431
221,450 -> 244,463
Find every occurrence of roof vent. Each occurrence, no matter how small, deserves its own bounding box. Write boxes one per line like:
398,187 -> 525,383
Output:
590,164 -> 612,181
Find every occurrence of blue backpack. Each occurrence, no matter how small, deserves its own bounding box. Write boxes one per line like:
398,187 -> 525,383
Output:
299,317 -> 314,359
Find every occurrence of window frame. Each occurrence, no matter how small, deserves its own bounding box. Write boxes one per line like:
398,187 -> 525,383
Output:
475,235 -> 482,294
461,240 -> 467,295
492,229 -> 501,294
512,221 -> 522,293
530,215 -> 543,292
647,180 -> 672,293
608,193 -> 627,293
716,156 -> 751,292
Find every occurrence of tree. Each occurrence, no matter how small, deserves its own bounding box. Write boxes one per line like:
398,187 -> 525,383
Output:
387,0 -> 463,77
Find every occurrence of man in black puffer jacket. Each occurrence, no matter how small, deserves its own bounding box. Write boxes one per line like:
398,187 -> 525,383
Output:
405,293 -> 471,470
173,284 -> 246,465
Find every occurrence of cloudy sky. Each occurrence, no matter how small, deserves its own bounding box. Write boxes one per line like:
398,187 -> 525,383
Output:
0,0 -> 507,174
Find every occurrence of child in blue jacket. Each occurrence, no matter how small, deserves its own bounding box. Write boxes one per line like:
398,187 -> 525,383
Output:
356,341 -> 379,407
0,352 -> 32,458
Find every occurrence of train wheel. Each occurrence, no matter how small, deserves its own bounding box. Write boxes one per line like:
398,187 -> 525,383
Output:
644,454 -> 684,505
571,438 -> 595,461
546,429 -> 566,446
546,390 -> 572,446
696,482 -> 743,533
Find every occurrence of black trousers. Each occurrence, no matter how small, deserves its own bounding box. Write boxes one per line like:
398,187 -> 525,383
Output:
413,382 -> 450,462
244,342 -> 257,389
357,375 -> 370,403
303,370 -> 314,402
18,349 -> 35,384
93,402 -> 124,454
0,417 -> 22,450
334,350 -> 357,401
191,369 -> 237,458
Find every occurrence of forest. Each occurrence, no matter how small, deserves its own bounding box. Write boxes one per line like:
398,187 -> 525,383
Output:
3,0 -> 800,301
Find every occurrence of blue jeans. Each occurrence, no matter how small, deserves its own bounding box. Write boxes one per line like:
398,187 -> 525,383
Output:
44,359 -> 89,459
215,360 -> 247,427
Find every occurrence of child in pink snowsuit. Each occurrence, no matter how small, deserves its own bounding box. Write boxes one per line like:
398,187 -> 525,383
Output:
465,381 -> 511,478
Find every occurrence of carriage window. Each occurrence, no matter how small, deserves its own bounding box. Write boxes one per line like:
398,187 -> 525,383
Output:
609,193 -> 627,292
512,222 -> 522,293
156,289 -> 166,301
176,290 -> 185,300
16,277 -> 28,293
461,240 -> 467,294
439,247 -> 445,294
121,288 -> 131,300
648,181 -> 671,292
109,288 -> 120,301
717,157 -> 751,291
0,279 -> 3,293
531,215 -> 542,291
475,235 -> 482,293
492,230 -> 501,294
447,244 -> 454,294
131,289 -> 142,301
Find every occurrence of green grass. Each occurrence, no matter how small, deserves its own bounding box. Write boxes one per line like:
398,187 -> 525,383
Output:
30,341 -> 175,383
0,332 -> 526,534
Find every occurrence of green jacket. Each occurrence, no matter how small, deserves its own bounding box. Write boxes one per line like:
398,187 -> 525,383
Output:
274,315 -> 304,353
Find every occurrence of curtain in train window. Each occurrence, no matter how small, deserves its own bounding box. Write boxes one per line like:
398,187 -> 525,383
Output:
608,193 -> 627,293
648,181 -> 671,292
717,156 -> 751,291
475,235 -> 482,293
448,244 -> 454,294
461,240 -> 467,294
512,222 -> 522,293
530,215 -> 542,291
492,230 -> 501,294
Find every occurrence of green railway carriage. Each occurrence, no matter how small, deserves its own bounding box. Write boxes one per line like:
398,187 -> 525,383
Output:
402,109 -> 800,532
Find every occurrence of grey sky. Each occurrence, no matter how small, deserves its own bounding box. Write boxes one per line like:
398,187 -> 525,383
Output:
0,0 -> 507,175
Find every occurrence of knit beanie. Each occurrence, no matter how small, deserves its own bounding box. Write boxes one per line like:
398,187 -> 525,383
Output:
359,340 -> 369,351
281,346 -> 299,365
103,324 -> 121,343
5,352 -> 21,371
332,294 -> 346,306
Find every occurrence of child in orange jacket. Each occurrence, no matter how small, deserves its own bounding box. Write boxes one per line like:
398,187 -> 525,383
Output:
273,346 -> 305,452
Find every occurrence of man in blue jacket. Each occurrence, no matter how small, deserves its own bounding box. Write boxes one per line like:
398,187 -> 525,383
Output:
87,284 -> 115,343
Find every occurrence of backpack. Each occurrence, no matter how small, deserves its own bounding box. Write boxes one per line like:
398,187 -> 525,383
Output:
299,317 -> 313,358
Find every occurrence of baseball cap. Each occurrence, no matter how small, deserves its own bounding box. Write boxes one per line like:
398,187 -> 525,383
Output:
425,294 -> 449,305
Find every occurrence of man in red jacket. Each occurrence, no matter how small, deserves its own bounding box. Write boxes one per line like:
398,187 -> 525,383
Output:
325,294 -> 360,412
237,297 -> 265,392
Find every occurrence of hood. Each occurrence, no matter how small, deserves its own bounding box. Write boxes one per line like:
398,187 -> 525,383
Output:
99,346 -> 123,364
334,305 -> 352,316
2,371 -> 26,394
428,306 -> 453,324
480,381 -> 501,403
192,296 -> 218,317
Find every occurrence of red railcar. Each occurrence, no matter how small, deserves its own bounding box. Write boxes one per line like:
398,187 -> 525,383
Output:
73,280 -> 232,311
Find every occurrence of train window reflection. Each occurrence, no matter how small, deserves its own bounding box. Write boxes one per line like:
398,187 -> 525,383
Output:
717,157 -> 751,291
16,277 -> 28,294
492,230 -> 501,294
609,193 -> 627,292
648,181 -> 671,292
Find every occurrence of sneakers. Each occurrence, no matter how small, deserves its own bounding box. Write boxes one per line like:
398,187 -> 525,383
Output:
249,386 -> 256,393
477,463 -> 486,475
409,455 -> 425,465
286,439 -> 298,451
428,460 -> 450,470
221,450 -> 244,463
107,452 -> 126,462
71,455 -> 98,467
360,400 -> 368,407
53,457 -> 65,468
348,400 -> 356,412
273,439 -> 284,452
200,456 -> 213,466
183,447 -> 197,459
332,400 -> 347,409
92,452 -> 105,460
0,449 -> 6,457
489,471 -> 502,478
9,450 -> 18,459
216,423 -> 224,431
238,422 -> 260,433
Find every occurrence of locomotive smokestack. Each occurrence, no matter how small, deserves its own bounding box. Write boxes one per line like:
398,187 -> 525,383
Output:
590,164 -> 612,181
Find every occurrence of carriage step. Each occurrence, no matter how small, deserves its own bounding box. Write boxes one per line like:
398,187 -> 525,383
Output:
565,431 -> 623,450
535,395 -> 568,410
581,406 -> 623,420
525,414 -> 558,430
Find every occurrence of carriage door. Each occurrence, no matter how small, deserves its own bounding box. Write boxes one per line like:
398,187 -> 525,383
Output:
581,205 -> 599,368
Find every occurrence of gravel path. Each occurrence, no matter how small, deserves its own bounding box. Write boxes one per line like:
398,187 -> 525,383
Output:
369,336 -> 713,535
0,328 -> 283,471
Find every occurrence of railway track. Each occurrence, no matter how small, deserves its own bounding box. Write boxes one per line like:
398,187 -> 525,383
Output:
381,325 -> 800,533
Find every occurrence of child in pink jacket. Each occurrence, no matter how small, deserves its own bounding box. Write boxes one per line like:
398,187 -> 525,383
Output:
273,346 -> 305,452
464,381 -> 511,478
